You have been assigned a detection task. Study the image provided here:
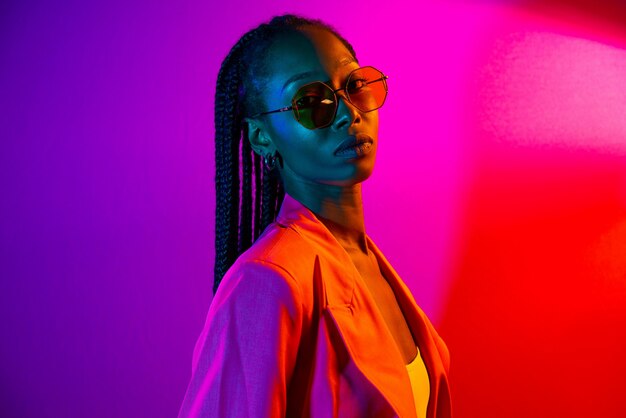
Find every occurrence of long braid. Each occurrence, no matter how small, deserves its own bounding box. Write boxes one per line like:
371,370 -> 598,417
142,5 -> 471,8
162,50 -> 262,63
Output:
213,14 -> 358,293
275,180 -> 285,218
253,151 -> 263,240
239,129 -> 253,253
213,45 -> 244,293
260,165 -> 279,233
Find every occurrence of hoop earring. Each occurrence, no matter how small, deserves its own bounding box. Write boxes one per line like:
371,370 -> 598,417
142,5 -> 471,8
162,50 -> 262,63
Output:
263,152 -> 278,171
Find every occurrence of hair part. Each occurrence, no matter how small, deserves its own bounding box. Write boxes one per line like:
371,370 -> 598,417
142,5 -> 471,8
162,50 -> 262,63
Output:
213,14 -> 357,293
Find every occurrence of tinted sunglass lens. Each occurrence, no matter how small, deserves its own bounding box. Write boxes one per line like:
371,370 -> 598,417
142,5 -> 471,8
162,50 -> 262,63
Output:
346,66 -> 388,112
293,82 -> 337,129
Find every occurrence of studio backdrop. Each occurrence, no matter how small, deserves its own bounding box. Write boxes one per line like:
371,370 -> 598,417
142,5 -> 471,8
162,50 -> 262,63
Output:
1,0 -> 625,417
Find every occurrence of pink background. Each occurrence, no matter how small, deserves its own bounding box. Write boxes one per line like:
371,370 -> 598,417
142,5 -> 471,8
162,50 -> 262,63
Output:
1,0 -> 625,416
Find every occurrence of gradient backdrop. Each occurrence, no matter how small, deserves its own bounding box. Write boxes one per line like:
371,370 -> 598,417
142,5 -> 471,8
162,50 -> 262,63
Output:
1,0 -> 625,417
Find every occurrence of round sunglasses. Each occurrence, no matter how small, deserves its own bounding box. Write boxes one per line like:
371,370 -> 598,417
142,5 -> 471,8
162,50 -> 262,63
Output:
249,66 -> 389,130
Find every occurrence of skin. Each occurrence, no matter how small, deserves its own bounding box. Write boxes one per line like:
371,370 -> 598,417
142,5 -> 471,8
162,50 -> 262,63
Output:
245,27 -> 417,364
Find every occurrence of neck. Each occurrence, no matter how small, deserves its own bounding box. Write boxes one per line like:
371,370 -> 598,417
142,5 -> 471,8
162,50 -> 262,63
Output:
283,178 -> 368,254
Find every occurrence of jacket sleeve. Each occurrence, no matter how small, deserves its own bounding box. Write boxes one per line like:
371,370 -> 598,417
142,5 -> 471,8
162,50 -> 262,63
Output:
178,259 -> 304,418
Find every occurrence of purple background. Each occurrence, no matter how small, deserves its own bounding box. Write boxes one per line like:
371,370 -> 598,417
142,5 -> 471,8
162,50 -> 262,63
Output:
2,1 -> 625,417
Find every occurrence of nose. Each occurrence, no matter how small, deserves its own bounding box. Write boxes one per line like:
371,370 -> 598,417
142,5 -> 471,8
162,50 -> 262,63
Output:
331,94 -> 361,132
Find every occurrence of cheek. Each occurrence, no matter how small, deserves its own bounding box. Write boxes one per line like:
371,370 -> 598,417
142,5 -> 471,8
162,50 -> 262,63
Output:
268,118 -> 320,161
365,110 -> 380,131
268,110 -> 303,138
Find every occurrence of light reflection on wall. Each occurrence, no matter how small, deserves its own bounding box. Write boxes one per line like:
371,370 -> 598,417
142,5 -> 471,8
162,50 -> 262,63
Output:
439,4 -> 626,417
479,31 -> 626,153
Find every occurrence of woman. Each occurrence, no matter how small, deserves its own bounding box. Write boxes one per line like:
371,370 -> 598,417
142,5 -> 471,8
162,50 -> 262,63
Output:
179,15 -> 451,418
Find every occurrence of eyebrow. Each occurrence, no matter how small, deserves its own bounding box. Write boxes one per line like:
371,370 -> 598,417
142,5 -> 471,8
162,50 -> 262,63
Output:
280,56 -> 357,93
281,71 -> 319,93
338,56 -> 356,67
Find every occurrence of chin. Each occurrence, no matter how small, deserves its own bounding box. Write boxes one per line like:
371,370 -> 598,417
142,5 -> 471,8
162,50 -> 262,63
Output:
325,164 -> 375,187
353,164 -> 375,184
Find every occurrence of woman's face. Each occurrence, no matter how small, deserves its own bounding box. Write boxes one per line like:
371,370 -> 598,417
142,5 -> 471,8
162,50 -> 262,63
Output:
251,27 -> 380,189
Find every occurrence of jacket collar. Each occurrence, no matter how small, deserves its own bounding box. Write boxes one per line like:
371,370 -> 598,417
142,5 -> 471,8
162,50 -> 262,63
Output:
276,193 -> 428,418
276,193 -> 357,307
276,194 -> 430,329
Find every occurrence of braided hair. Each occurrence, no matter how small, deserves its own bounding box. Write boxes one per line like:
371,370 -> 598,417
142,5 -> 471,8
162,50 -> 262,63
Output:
213,14 -> 357,293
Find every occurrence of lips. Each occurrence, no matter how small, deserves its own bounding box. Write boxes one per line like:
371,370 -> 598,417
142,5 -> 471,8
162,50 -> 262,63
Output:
334,133 -> 374,156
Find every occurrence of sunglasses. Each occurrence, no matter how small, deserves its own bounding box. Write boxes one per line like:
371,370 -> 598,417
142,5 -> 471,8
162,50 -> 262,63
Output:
249,66 -> 389,130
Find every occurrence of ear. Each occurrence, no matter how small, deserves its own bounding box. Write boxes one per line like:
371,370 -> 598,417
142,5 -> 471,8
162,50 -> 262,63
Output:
244,117 -> 275,157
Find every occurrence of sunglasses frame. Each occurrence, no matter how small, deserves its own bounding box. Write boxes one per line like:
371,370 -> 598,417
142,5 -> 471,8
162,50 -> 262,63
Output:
249,66 -> 389,130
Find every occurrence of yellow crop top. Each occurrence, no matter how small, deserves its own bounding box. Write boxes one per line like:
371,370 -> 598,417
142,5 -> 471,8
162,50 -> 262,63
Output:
406,345 -> 430,418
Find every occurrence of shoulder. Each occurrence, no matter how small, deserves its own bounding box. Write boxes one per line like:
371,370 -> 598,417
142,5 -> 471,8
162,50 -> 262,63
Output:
232,221 -> 322,283
213,221 -> 323,323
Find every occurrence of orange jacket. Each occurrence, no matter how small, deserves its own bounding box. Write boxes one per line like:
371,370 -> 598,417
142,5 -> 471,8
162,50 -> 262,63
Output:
179,194 -> 451,418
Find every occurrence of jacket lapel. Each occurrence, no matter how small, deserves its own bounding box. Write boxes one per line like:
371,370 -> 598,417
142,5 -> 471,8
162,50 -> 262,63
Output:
277,195 -> 418,417
323,269 -> 418,418
368,237 -> 449,418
